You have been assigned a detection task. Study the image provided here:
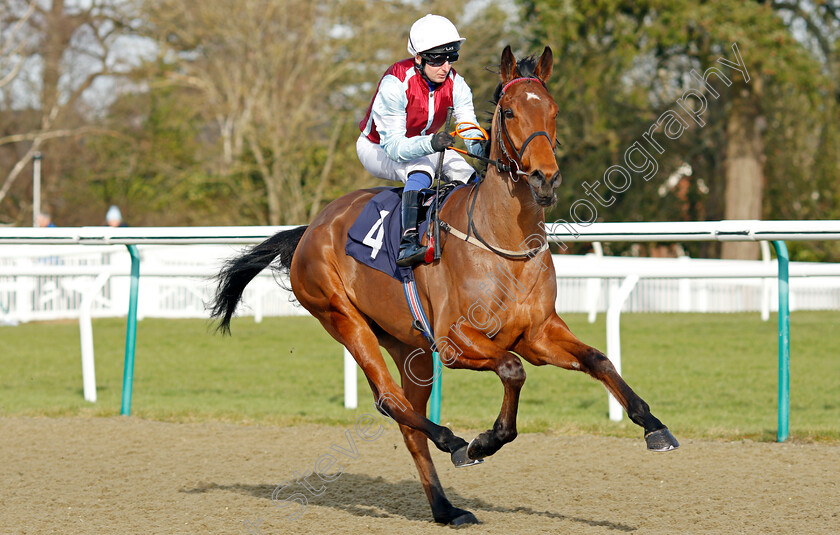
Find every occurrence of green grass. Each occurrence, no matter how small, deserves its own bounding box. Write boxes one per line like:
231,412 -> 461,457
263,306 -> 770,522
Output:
0,312 -> 837,442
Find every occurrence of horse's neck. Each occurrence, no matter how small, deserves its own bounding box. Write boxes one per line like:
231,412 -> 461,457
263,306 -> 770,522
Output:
472,165 -> 545,248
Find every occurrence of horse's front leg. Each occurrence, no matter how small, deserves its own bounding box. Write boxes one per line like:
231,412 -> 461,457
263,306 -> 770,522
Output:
438,323 -> 526,464
516,315 -> 679,451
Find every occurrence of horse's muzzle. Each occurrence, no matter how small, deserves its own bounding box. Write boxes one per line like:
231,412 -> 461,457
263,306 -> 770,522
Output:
527,169 -> 562,207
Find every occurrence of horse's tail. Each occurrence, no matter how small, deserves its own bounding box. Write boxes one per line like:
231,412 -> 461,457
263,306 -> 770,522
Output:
210,225 -> 308,335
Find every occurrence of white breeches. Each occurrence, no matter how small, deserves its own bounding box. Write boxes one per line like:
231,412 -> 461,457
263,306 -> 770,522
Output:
356,134 -> 475,183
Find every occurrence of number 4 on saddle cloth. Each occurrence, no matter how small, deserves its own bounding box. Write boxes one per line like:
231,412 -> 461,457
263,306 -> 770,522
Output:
345,183 -> 465,344
346,183 -> 464,280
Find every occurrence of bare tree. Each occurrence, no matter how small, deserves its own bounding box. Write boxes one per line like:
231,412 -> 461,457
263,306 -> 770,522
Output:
0,0 -> 35,89
0,0 -> 139,211
143,0 -> 408,224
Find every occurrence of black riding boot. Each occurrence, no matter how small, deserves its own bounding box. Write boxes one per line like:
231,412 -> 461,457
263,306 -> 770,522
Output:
396,190 -> 427,267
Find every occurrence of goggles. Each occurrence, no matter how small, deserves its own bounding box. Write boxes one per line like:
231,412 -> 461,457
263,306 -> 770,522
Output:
421,52 -> 459,67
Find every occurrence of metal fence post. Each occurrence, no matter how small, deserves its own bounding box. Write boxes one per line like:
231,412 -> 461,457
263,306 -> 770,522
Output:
120,245 -> 141,416
772,241 -> 790,442
429,351 -> 442,424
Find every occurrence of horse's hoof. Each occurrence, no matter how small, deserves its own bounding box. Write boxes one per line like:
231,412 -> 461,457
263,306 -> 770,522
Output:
451,443 -> 484,467
645,428 -> 680,451
435,508 -> 480,526
450,511 -> 480,526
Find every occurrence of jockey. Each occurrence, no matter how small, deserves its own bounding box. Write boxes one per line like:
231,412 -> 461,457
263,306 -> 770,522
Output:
357,14 -> 484,267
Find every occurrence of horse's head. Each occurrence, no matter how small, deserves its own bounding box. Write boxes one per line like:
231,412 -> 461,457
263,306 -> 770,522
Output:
492,45 -> 561,207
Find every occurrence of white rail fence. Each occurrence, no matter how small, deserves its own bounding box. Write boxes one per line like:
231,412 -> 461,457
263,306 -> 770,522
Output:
3,242 -> 839,414
3,244 -> 840,327
1,222 -> 839,438
0,244 -> 307,325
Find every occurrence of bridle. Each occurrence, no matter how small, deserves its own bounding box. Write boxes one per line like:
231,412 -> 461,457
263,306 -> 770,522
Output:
494,77 -> 557,181
442,76 -> 556,260
449,77 -> 557,178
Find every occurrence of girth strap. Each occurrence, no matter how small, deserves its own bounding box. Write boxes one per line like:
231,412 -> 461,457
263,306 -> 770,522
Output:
402,278 -> 435,346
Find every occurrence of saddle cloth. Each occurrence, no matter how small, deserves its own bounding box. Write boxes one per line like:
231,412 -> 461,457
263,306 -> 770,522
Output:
345,185 -> 464,282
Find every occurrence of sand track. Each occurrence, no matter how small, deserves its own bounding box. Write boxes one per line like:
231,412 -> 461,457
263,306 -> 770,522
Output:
2,417 -> 837,534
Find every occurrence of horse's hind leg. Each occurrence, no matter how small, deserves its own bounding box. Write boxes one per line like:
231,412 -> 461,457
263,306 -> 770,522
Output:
517,315 -> 679,451
398,425 -> 478,525
307,296 -> 470,457
381,338 -> 478,525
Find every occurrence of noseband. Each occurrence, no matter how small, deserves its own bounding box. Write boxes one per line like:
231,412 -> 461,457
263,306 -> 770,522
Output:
496,77 -> 556,180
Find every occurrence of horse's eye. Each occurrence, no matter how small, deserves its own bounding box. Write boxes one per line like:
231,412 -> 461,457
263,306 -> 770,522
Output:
504,108 -> 514,119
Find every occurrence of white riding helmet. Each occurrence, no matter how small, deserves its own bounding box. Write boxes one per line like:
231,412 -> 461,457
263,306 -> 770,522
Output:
407,14 -> 465,56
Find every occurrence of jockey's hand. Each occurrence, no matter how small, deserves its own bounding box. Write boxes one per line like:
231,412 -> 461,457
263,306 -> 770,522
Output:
431,131 -> 455,152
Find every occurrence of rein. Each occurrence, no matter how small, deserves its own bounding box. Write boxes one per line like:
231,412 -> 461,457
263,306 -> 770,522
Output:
449,175 -> 548,259
447,123 -> 515,175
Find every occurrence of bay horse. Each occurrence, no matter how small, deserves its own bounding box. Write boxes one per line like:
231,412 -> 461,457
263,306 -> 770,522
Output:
211,45 -> 678,525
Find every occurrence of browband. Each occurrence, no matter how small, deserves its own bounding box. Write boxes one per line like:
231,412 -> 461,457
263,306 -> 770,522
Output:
500,77 -> 545,96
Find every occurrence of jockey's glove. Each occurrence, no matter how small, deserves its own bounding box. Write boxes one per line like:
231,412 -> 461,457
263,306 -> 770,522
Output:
431,131 -> 455,152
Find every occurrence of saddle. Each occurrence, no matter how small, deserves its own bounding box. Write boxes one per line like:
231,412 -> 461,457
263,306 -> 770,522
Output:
418,181 -> 461,220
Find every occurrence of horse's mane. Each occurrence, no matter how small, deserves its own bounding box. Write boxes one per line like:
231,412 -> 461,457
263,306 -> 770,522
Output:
477,54 -> 541,163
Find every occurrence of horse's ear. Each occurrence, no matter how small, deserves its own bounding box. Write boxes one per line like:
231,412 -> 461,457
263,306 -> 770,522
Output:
500,45 -> 517,84
534,46 -> 553,84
